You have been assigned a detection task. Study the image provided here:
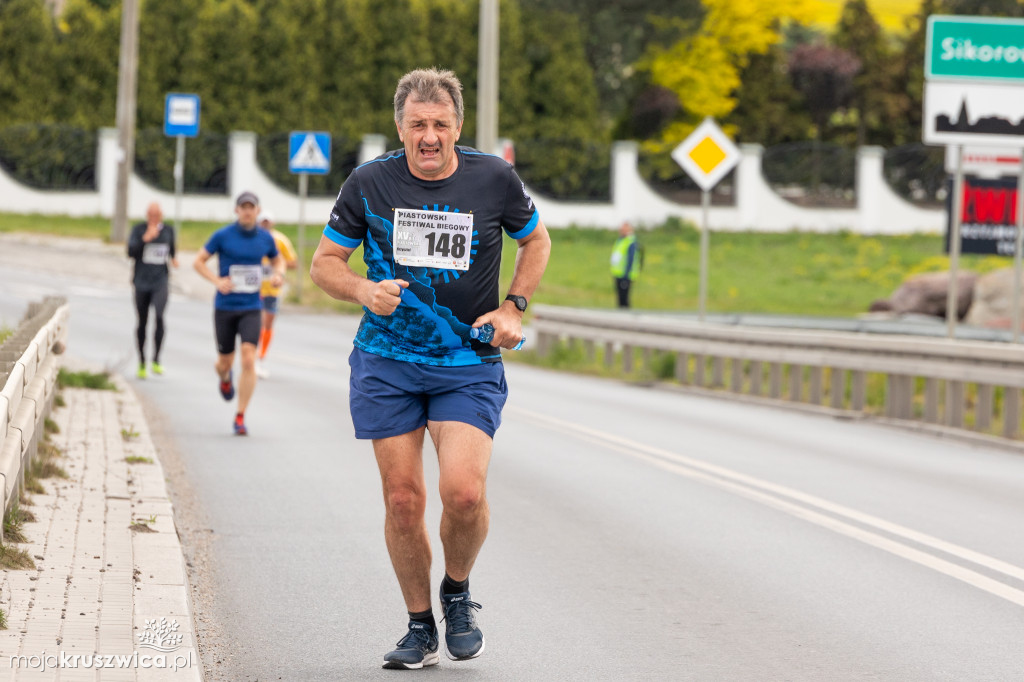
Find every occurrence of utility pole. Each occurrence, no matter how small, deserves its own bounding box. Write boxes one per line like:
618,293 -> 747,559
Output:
476,0 -> 499,156
111,0 -> 140,243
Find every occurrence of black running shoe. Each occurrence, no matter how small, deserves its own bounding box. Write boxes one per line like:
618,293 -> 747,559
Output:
440,589 -> 484,661
382,621 -> 439,670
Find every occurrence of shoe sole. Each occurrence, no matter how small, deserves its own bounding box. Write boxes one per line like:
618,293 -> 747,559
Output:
444,637 -> 484,662
382,651 -> 439,670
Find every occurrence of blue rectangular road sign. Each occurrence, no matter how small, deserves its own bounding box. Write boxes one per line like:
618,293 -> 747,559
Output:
289,132 -> 332,175
164,93 -> 201,137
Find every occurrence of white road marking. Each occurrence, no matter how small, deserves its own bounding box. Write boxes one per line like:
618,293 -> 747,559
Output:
511,406 -> 1024,608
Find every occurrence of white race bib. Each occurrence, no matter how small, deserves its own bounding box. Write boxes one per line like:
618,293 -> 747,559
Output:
393,208 -> 473,271
142,243 -> 169,265
229,264 -> 262,293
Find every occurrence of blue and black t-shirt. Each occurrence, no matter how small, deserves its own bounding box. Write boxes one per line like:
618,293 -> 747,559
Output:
325,146 -> 540,366
203,223 -> 279,311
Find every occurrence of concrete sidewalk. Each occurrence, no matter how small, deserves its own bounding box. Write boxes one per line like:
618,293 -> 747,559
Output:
0,367 -> 201,681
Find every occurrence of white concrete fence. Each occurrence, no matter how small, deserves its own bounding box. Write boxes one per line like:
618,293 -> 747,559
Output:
0,298 -> 69,532
532,304 -> 1024,444
0,129 -> 946,233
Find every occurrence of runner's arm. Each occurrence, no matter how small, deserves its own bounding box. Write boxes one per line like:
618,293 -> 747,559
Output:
193,247 -> 233,294
472,220 -> 552,348
269,254 -> 286,288
126,224 -> 144,260
309,235 -> 407,316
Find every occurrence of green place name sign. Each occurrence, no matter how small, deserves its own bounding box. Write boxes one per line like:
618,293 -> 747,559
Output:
927,15 -> 1024,81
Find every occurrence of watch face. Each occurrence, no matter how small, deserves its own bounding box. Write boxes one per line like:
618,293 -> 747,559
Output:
507,295 -> 527,311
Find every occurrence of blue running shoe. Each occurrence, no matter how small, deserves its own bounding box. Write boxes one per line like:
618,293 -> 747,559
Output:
382,621 -> 439,670
219,370 -> 234,401
440,590 -> 484,661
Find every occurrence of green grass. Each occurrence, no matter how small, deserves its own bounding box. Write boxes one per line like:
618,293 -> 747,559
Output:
0,326 -> 11,344
57,368 -> 117,391
3,503 -> 32,544
124,455 -> 153,464
0,211 -> 222,251
501,220 -> 1010,317
0,210 -> 1013,317
0,544 -> 35,570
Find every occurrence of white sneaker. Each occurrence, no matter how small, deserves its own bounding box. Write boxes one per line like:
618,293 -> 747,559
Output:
255,362 -> 269,379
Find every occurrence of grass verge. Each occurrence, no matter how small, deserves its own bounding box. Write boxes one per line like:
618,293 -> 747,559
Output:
3,211 -> 1016,319
2,504 -> 33,544
0,544 -> 36,570
57,368 -> 117,391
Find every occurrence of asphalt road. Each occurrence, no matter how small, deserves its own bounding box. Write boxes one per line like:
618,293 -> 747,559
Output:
3,239 -> 1024,681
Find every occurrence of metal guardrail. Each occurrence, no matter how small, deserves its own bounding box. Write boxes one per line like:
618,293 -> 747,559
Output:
532,304 -> 1024,441
0,297 -> 69,531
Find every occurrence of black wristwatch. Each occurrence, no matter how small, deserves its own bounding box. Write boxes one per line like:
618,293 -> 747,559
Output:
505,294 -> 528,312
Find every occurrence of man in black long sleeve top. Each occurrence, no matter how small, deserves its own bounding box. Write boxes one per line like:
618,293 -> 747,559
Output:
127,202 -> 178,378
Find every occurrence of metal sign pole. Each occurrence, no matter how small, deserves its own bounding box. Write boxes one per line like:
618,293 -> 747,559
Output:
947,145 -> 965,340
173,135 -> 185,231
297,173 -> 308,301
698,189 -> 710,322
1014,152 -> 1024,343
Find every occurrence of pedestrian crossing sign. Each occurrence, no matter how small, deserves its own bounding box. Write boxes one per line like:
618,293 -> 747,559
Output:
288,132 -> 332,175
671,118 -> 740,192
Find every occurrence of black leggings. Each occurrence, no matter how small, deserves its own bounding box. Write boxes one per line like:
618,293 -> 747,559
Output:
134,286 -> 168,364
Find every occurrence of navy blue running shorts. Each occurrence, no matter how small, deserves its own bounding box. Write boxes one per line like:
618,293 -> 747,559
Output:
348,347 -> 508,440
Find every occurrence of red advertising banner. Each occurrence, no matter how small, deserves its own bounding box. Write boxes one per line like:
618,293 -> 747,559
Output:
946,175 -> 1021,255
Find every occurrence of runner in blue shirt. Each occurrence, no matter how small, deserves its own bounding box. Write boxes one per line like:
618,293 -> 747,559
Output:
311,68 -> 551,670
194,191 -> 285,436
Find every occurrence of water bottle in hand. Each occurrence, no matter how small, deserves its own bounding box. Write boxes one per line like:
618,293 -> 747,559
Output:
470,324 -> 495,343
470,324 -> 526,350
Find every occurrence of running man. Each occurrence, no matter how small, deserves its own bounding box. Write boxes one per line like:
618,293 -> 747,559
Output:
256,210 -> 298,379
310,68 -> 550,669
127,202 -> 178,378
193,191 -> 285,435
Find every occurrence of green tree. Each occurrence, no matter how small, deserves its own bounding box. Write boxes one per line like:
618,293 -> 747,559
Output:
0,0 -> 58,127
519,0 -> 704,130
52,0 -> 119,129
137,0 -> 204,130
834,0 -> 901,146
179,0 -> 261,133
727,46 -> 811,145
942,0 -> 1024,16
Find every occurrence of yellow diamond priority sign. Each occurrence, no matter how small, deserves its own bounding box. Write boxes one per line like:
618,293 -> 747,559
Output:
671,117 -> 740,191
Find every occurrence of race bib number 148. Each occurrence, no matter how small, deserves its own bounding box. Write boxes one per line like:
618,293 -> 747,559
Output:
393,209 -> 472,271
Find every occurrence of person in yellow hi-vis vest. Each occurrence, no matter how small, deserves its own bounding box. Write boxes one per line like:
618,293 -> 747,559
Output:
610,221 -> 640,308
256,211 -> 298,378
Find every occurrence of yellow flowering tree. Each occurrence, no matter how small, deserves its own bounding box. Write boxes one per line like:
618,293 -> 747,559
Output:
640,0 -> 817,147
